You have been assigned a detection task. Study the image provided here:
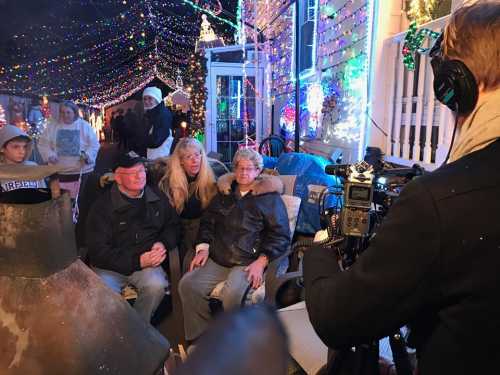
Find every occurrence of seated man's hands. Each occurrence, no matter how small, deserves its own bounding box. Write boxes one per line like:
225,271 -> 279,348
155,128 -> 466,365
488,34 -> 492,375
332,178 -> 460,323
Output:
140,242 -> 167,268
189,248 -> 209,271
244,255 -> 268,289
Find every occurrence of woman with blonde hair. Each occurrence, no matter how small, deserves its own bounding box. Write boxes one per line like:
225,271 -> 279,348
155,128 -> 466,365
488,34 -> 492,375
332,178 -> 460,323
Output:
159,137 -> 217,270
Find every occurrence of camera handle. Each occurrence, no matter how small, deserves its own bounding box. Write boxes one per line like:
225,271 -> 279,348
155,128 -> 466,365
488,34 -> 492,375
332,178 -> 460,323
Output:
389,330 -> 414,375
326,330 -> 413,375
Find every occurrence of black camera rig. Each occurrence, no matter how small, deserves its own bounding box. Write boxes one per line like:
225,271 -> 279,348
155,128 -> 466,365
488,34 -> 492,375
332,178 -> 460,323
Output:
305,160 -> 424,375
317,161 -> 424,261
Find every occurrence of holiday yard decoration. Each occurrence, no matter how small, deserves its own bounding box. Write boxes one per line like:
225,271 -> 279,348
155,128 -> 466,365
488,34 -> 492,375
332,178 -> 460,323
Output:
186,51 -> 208,135
186,14 -> 225,136
402,21 -> 441,70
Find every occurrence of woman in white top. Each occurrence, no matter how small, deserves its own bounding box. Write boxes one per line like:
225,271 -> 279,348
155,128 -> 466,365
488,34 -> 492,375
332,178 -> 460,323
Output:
38,100 -> 100,196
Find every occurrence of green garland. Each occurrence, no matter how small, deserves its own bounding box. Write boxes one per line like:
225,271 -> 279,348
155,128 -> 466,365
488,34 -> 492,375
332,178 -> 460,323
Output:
402,21 -> 441,70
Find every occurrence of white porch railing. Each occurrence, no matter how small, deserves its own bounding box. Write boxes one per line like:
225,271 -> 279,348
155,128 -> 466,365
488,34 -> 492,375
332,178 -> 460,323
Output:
381,16 -> 454,171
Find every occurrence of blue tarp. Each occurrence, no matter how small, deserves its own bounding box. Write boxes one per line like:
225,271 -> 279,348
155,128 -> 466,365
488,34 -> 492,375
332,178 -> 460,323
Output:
262,155 -> 278,169
276,153 -> 341,234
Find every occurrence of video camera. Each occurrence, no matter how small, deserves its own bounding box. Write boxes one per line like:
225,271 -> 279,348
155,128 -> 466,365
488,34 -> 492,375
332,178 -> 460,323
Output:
325,161 -> 374,237
324,161 -> 424,238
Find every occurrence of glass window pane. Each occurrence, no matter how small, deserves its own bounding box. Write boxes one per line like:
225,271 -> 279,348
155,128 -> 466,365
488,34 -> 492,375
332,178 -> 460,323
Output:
247,120 -> 256,137
243,98 -> 256,119
231,120 -> 244,141
245,77 -> 256,97
217,98 -> 229,120
217,76 -> 229,97
217,120 -> 230,141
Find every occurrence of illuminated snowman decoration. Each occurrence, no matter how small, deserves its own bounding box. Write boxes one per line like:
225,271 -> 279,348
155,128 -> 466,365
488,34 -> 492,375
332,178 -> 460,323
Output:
306,82 -> 324,137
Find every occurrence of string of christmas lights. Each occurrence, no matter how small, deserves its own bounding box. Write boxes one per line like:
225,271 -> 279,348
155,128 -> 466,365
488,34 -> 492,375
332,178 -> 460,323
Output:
1,0 -> 237,108
0,105 -> 6,129
407,0 -> 439,25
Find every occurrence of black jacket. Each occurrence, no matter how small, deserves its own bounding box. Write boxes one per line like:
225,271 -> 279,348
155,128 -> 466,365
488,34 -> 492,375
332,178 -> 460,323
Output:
86,184 -> 179,275
127,102 -> 172,157
145,102 -> 172,148
197,173 -> 291,268
304,139 -> 500,375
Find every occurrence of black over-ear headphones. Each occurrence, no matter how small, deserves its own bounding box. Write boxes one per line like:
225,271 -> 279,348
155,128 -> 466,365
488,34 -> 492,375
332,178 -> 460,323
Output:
429,33 -> 479,115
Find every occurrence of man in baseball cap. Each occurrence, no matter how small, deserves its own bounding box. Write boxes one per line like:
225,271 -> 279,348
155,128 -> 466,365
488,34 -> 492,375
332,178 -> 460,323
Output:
86,150 -> 179,323
112,150 -> 146,172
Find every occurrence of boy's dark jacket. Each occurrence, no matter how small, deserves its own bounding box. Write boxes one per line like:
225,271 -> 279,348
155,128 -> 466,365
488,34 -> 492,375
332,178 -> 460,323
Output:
197,173 -> 291,267
86,183 -> 179,275
304,139 -> 500,375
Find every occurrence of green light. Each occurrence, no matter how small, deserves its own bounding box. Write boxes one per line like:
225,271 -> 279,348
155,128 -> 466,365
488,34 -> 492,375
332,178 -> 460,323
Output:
322,5 -> 336,18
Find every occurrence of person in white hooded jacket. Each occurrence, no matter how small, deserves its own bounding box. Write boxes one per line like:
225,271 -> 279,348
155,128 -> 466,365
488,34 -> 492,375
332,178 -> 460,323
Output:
38,100 -> 100,196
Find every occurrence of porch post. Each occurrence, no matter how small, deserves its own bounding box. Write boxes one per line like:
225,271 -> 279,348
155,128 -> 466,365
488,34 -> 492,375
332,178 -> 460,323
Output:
294,0 -> 300,152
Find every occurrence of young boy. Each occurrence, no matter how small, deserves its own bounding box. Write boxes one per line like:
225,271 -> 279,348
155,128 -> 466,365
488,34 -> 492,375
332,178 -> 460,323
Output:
0,124 -> 47,193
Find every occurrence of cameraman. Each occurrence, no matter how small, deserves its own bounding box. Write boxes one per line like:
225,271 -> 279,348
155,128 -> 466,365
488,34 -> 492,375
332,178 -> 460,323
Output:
303,2 -> 500,374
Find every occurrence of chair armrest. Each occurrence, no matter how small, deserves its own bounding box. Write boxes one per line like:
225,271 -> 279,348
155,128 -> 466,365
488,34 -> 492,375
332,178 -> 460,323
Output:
168,246 -> 182,288
266,248 -> 292,276
264,270 -> 303,306
264,240 -> 309,306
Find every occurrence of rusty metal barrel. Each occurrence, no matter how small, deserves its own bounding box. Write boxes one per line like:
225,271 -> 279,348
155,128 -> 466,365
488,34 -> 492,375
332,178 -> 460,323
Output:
0,165 -> 169,375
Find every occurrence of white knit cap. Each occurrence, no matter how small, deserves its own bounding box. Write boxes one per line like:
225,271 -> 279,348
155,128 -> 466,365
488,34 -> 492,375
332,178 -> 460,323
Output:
143,86 -> 162,105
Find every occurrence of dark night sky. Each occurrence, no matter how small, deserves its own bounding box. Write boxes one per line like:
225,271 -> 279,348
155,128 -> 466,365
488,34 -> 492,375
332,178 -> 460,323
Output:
0,0 -> 111,65
0,0 -> 237,100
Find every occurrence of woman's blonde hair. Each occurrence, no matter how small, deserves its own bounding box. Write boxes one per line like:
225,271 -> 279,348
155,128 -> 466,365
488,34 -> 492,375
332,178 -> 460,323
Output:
159,138 -> 217,214
444,1 -> 500,91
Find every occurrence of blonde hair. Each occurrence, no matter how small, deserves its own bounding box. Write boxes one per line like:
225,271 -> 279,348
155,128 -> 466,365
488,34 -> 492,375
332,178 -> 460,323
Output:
159,138 -> 217,214
232,148 -> 263,171
444,1 -> 500,91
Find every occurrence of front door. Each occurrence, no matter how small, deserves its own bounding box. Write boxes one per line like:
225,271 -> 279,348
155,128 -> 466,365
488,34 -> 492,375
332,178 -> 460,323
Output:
207,66 -> 262,164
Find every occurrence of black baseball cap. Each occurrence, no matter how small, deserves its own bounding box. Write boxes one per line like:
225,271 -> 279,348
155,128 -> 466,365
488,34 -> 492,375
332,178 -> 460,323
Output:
113,151 -> 147,171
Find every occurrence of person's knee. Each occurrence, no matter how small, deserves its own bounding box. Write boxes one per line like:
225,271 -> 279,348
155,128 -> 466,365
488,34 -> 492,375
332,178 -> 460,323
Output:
221,284 -> 247,310
139,273 -> 168,296
140,282 -> 167,301
179,273 -> 198,298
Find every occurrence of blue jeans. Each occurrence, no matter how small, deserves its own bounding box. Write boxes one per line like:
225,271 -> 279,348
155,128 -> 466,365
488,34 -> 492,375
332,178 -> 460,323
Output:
94,266 -> 168,322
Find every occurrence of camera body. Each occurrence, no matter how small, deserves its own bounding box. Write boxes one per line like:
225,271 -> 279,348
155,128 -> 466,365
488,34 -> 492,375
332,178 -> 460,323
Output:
324,161 -> 375,237
339,162 -> 374,237
324,161 -> 423,239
